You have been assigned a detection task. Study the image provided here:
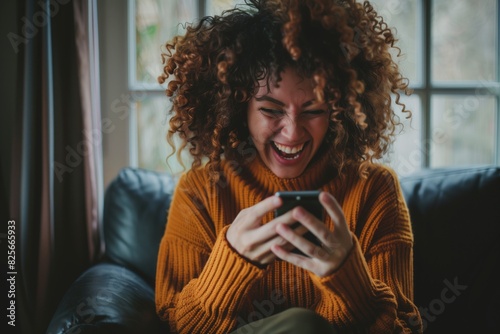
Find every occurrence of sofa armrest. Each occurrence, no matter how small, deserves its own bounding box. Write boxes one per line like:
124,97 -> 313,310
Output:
46,263 -> 166,334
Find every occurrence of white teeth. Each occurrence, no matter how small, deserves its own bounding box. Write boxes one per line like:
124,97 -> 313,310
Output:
274,142 -> 304,154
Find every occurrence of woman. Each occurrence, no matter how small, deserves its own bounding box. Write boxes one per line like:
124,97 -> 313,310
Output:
156,0 -> 422,333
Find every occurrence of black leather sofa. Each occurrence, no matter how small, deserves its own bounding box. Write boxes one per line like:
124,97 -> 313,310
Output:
46,165 -> 500,333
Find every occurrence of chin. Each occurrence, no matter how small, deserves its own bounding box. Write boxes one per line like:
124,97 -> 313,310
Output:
262,151 -> 312,179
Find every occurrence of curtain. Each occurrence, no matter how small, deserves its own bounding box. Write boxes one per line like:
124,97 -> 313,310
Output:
8,0 -> 103,332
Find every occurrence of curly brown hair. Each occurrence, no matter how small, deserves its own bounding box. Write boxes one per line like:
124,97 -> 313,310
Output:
158,0 -> 411,181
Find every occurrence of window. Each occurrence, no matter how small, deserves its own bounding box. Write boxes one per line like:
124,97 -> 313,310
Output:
129,0 -> 246,175
100,0 -> 499,184
370,0 -> 499,175
130,0 -> 198,173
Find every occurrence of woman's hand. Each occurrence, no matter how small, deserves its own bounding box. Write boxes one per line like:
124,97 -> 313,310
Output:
270,191 -> 354,277
226,196 -> 303,266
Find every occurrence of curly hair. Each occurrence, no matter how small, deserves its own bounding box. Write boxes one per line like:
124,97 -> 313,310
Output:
158,0 -> 411,181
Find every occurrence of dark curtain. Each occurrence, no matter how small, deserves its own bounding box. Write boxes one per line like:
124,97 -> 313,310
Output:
4,0 -> 103,333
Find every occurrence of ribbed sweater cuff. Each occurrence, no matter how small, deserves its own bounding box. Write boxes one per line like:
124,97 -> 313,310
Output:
196,225 -> 266,312
312,235 -> 380,316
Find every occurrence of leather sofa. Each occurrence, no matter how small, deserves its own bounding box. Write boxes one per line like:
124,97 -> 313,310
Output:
46,165 -> 500,333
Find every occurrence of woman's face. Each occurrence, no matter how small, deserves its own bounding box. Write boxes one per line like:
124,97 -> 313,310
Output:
247,68 -> 330,179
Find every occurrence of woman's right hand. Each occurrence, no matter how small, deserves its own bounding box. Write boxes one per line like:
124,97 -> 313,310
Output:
226,196 -> 299,266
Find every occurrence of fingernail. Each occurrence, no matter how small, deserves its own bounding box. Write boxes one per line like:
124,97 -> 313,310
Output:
277,223 -> 288,232
293,207 -> 304,218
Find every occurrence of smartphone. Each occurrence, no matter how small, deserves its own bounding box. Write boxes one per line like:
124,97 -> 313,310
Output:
274,190 -> 323,256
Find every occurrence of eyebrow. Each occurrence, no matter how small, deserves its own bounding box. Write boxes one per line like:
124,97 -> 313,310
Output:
255,95 -> 316,108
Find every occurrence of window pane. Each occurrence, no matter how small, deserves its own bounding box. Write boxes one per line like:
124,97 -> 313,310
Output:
135,0 -> 199,85
432,0 -> 498,83
205,0 -> 246,16
135,95 -> 194,173
384,95 -> 423,176
370,0 -> 420,86
135,95 -> 170,171
430,95 -> 496,167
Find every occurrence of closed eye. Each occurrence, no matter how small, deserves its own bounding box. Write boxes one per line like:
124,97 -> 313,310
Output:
259,107 -> 284,118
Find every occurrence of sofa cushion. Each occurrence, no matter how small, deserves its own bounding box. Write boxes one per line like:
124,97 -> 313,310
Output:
103,167 -> 176,283
46,263 -> 164,333
400,165 -> 500,333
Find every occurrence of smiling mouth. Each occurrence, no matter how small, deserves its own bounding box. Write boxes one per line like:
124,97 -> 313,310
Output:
272,142 -> 306,160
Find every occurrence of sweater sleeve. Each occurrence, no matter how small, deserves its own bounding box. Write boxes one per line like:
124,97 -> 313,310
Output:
311,167 -> 423,333
155,173 -> 266,334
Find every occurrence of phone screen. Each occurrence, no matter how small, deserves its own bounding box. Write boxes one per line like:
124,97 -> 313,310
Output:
274,191 -> 323,256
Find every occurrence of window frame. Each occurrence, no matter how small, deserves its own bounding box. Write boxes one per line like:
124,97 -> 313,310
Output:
413,0 -> 500,166
100,0 -> 500,186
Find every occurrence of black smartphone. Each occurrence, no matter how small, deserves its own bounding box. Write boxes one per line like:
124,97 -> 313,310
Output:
274,190 -> 323,256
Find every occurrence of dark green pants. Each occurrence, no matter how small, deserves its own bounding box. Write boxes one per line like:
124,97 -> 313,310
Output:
230,307 -> 337,334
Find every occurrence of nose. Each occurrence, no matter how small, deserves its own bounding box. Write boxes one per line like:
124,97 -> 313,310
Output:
280,115 -> 305,141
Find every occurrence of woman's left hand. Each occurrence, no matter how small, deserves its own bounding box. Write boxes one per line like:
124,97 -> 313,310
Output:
271,191 -> 354,277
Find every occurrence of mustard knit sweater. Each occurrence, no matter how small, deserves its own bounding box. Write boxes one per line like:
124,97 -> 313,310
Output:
156,153 -> 422,333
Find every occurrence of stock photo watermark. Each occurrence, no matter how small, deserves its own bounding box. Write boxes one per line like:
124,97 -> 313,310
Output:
7,0 -> 72,54
408,276 -> 468,331
235,289 -> 287,332
394,77 -> 497,176
52,84 -> 150,183
234,270 -> 304,333
4,221 -> 17,328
